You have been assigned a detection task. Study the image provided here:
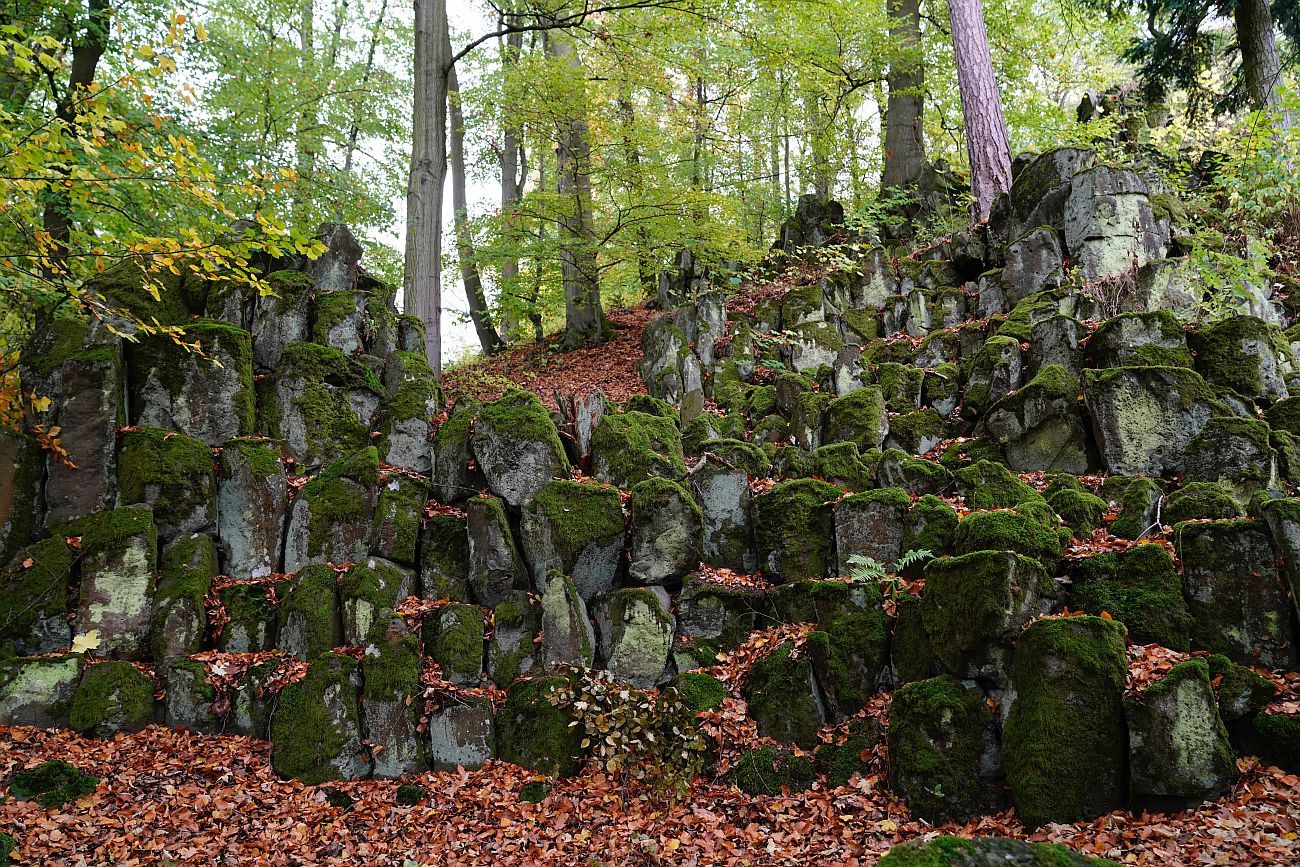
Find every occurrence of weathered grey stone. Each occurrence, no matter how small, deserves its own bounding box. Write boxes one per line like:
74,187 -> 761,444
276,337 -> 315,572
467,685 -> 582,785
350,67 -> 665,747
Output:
217,438 -> 286,579
118,428 -> 215,542
1007,147 -> 1095,238
690,447 -> 757,571
249,271 -> 313,372
270,652 -> 370,783
1183,417 -> 1278,504
427,695 -> 495,771
0,536 -> 74,655
313,291 -> 365,354
0,655 -> 81,727
282,449 -> 378,573
1190,315 -> 1296,402
487,595 -> 541,687
520,480 -> 624,604
162,659 -> 220,734
266,343 -> 377,467
425,602 -> 484,685
1064,166 -> 1167,280
472,390 -> 569,508
419,513 -> 470,601
675,574 -> 762,651
372,474 -> 427,567
430,398 -> 484,503
217,582 -> 278,652
1002,227 -> 1063,305
742,640 -> 826,748
63,506 -> 158,659
593,587 -> 674,688
833,488 -> 909,574
1127,659 -> 1236,802
308,223 -> 364,294
963,335 -> 1023,417
276,564 -> 340,662
361,615 -> 426,778
151,534 -> 216,661
590,410 -> 686,488
1087,312 -> 1192,369
540,571 -> 595,669
627,478 -> 702,587
466,495 -> 528,607
42,338 -> 123,528
982,365 -> 1092,473
338,557 -> 415,647
1027,315 -> 1085,377
379,350 -> 440,472
789,321 -> 843,373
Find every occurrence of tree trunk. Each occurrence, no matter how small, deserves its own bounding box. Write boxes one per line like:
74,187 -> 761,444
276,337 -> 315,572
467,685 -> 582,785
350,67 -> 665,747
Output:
881,0 -> 926,190
947,0 -> 1012,222
497,28 -> 525,341
404,0 -> 449,375
618,93 -> 656,296
544,25 -> 606,349
41,0 -> 109,278
447,55 -> 505,355
1234,0 -> 1287,124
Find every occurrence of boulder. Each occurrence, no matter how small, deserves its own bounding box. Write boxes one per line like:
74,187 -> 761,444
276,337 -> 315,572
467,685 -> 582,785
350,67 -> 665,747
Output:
1126,659 -> 1236,803
495,675 -> 583,777
675,574 -> 763,656
953,459 -> 1044,511
372,474 -> 426,567
753,479 -> 842,582
880,837 -> 1109,867
217,437 -> 287,579
1002,227 -> 1064,305
0,655 -> 81,727
361,615 -> 426,778
833,488 -> 909,574
150,534 -> 216,661
729,746 -> 816,795
952,508 -> 1065,568
539,572 -> 595,669
338,557 -> 414,646
0,537 -> 74,655
1189,315 -> 1295,402
808,604 -> 889,720
427,695 -> 495,771
217,582 -> 279,652
1068,543 -> 1191,650
1183,417 -> 1279,504
426,602 -> 485,685
1007,147 -> 1095,238
162,658 -> 220,733
962,336 -> 1023,417
466,495 -> 529,607
593,587 -> 674,689
118,428 -> 216,542
628,478 -> 702,586
264,343 -> 378,467
312,290 -> 365,355
270,652 -> 370,783
821,387 -> 888,450
378,351 -> 441,472
68,661 -> 154,736
982,365 -> 1092,473
430,398 -> 484,503
419,513 -> 471,601
1207,654 -> 1276,722
1003,616 -> 1128,829
1086,312 -> 1192,369
1064,166 -> 1167,280
521,480 -> 624,603
472,390 -> 569,507
887,675 -> 1005,822
61,506 -> 158,658
742,640 -> 826,748
276,564 -> 341,662
248,271 -> 313,372
1027,315 -> 1085,377
590,411 -> 686,488
282,448 -> 378,572
487,595 -> 541,687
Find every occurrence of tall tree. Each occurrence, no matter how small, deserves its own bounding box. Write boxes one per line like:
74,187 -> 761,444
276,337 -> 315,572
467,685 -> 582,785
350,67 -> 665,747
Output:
947,0 -> 1012,222
1234,0 -> 1286,116
497,26 -> 526,341
405,0 -> 449,373
881,0 -> 926,190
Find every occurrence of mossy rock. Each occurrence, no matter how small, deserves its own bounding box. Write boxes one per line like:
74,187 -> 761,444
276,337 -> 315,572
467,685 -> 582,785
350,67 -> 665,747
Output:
1241,712 -> 1300,774
150,534 -> 216,661
699,437 -> 769,476
1086,311 -> 1193,368
1003,616 -> 1128,829
624,394 -> 679,420
521,479 -> 625,602
591,410 -> 685,489
1109,476 -> 1164,539
890,595 -> 938,685
68,661 -> 154,735
117,427 -> 216,539
902,495 -> 959,562
426,603 -> 485,685
495,675 -> 583,777
878,836 -> 1117,866
953,460 -> 1044,510
887,675 -> 1005,822
821,386 -> 888,450
813,716 -> 880,788
742,641 -> 825,748
682,413 -> 745,454
7,760 -> 99,809
952,508 -> 1063,567
87,260 -> 194,326
0,537 -> 74,656
937,437 -> 1005,471
729,746 -> 815,795
471,389 -> 570,507
1068,544 -> 1192,650
813,441 -> 874,491
1207,654 -> 1276,722
807,606 -> 888,719
1265,395 -> 1300,436
1046,488 -> 1108,536
276,565 -> 341,662
1165,482 -> 1245,526
270,652 -> 368,784
673,672 -> 728,712
420,513 -> 471,602
753,478 -> 842,582
1188,315 -> 1292,400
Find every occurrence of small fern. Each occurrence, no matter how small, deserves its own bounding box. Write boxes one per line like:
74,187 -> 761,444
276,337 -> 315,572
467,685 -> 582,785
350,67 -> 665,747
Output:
847,549 -> 935,600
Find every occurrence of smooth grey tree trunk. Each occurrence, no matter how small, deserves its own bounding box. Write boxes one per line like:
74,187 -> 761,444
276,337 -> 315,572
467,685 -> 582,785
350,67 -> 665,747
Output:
1234,0 -> 1290,127
497,28 -> 525,341
947,0 -> 1013,222
881,0 -> 926,190
404,0 -> 449,374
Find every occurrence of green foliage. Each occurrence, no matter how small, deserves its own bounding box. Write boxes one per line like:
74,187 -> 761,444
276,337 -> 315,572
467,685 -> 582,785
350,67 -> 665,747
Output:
7,760 -> 98,808
847,549 -> 934,600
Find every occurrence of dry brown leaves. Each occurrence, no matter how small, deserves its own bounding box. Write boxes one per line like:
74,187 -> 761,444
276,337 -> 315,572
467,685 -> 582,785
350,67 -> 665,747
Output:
2,724 -> 1297,866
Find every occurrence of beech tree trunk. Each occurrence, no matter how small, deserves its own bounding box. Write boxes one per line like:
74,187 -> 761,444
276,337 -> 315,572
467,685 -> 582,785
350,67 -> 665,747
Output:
447,54 -> 504,356
404,0 -> 449,374
497,28 -> 525,341
1234,0 -> 1288,126
947,0 -> 1013,222
881,0 -> 926,190
545,25 -> 607,349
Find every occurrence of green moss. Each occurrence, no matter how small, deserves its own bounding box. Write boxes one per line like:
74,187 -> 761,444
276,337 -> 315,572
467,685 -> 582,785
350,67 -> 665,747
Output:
68,661 -> 154,733
813,716 -> 879,787
591,411 -> 685,486
1110,477 -> 1163,539
753,478 -> 843,581
903,495 -> 959,560
1003,616 -> 1128,829
673,672 -> 727,712
496,675 -> 583,777
313,291 -> 359,340
276,343 -> 378,460
87,260 -> 192,326
297,448 -> 378,556
371,477 -> 425,566
1243,712 -> 1300,773
487,596 -> 540,687
810,442 -> 871,490
278,565 -> 341,661
953,460 -> 1044,510
362,619 -> 421,703
1069,544 -> 1190,649
517,780 -> 551,803
861,337 -> 917,367
420,514 -> 470,601
0,537 -> 73,652
887,408 -> 946,454
822,387 -> 887,450
1265,396 -> 1300,436
219,583 -> 277,651
337,558 -> 405,619
887,675 -> 1001,821
118,427 -> 215,526
742,641 -> 824,748
1088,311 -> 1193,368
1165,482 -> 1242,525
1047,488 -> 1108,536
55,505 -> 157,554
384,351 -> 441,421
700,438 -> 769,476
1206,654 -> 1276,721
730,746 -> 815,795
530,480 -> 625,567
270,652 -> 362,784
807,609 -> 888,716
841,308 -> 880,343
223,437 -> 283,479
1189,316 -> 1286,396
7,760 -> 99,809
953,509 -> 1063,564
150,534 -> 216,660
745,385 -> 778,420
875,363 -> 925,413
623,394 -> 679,421
772,445 -> 818,480
479,389 -> 568,460
937,438 -> 1005,470
25,317 -> 93,375
266,268 -> 314,303
878,836 -> 1116,867
428,603 -> 485,681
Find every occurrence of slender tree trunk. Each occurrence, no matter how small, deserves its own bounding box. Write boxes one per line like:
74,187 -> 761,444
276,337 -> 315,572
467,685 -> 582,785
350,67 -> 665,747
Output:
947,0 -> 1012,222
405,0 -> 449,374
447,55 -> 505,355
41,0 -> 109,278
617,93 -> 656,295
1235,0 -> 1289,126
497,27 -> 525,341
545,25 -> 606,349
881,0 -> 926,190
293,0 -> 317,222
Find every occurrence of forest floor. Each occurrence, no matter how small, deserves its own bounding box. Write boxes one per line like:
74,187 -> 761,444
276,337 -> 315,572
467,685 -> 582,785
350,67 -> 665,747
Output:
1,723 -> 1297,866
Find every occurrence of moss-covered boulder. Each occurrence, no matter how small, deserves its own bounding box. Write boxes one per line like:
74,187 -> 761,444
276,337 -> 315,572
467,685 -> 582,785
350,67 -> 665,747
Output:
151,534 -> 216,661
6,759 -> 99,809
472,390 -> 569,507
1109,477 -> 1163,539
1004,616 -> 1128,829
952,460 -> 1043,510
673,671 -> 728,712
952,508 -> 1064,568
1047,487 -> 1108,536
276,564 -> 340,662
1184,417 -> 1279,504
1257,496 -> 1300,624
263,342 -> 378,467
282,447 -> 378,572
217,437 -> 287,579
1189,315 -> 1295,402
754,478 -> 842,582
729,746 -> 815,795
808,605 -> 888,720
419,512 -> 471,601
675,574 -> 764,658
627,479 -> 702,587
1126,659 -> 1236,803
371,474 -> 426,568
427,694 -> 496,771
833,488 -> 909,575
361,615 -> 427,778
161,657 -> 221,733
1176,519 -> 1295,667
593,587 -> 674,689
742,640 -> 826,748
878,836 -> 1115,866
375,350 -> 440,472
338,556 -> 414,646
487,594 -> 541,687
217,581 -> 279,652
521,480 -> 625,603
426,602 -> 485,685
61,506 -> 158,658
128,319 -> 254,447
0,655 -> 82,727
430,398 -> 485,503
496,675 -> 583,777
539,571 -> 595,669
590,410 -> 686,489
690,442 -> 762,571
887,675 -> 1005,822
1241,712 -> 1300,774
920,551 -> 1057,683
982,364 -> 1093,473
242,270 -> 312,371
1086,311 -> 1193,368
270,652 -> 369,783
1068,544 -> 1191,649
903,495 -> 959,563
1082,366 -> 1227,476
1207,654 -> 1276,722
466,495 -> 529,608
69,661 -> 154,735
821,386 -> 888,450
118,427 -> 216,541
0,537 -> 74,656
